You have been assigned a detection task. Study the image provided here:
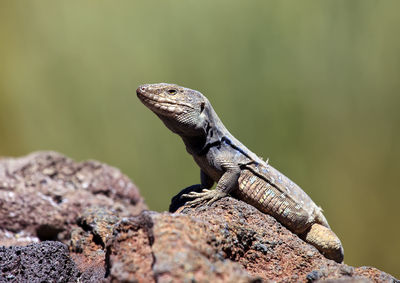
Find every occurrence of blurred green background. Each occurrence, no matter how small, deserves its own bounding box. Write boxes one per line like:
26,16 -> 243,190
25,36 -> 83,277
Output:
0,0 -> 399,277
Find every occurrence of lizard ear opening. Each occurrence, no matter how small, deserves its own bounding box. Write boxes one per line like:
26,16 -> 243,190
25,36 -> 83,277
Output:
200,102 -> 205,113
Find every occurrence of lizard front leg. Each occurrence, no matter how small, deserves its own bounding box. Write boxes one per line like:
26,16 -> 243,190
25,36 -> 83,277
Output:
169,170 -> 214,212
182,158 -> 240,207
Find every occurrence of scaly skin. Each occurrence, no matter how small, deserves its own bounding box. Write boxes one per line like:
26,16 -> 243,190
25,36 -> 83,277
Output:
137,83 -> 344,262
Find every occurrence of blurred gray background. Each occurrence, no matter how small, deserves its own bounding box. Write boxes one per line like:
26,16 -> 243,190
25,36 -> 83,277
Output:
0,1 -> 399,277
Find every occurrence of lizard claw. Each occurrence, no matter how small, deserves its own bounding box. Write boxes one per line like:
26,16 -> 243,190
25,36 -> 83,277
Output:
182,189 -> 228,207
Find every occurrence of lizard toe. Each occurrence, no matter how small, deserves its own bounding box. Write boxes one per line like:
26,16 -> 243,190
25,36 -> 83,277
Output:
185,196 -> 208,207
182,189 -> 211,199
205,191 -> 228,206
183,189 -> 227,207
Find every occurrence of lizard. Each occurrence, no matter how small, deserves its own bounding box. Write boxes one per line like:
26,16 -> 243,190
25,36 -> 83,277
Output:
136,83 -> 344,263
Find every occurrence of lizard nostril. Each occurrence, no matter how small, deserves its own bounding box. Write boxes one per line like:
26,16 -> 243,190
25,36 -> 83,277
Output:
136,86 -> 146,95
137,85 -> 147,94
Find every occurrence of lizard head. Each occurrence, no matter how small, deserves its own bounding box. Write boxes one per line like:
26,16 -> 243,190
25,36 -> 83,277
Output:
137,83 -> 209,137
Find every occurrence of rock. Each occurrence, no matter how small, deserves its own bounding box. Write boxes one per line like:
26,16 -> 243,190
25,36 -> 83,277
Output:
0,241 -> 79,282
70,207 -> 120,282
104,197 -> 398,282
0,151 -> 146,244
0,229 -> 39,247
106,212 -> 156,283
174,197 -> 398,282
106,211 -> 257,283
0,151 -> 398,282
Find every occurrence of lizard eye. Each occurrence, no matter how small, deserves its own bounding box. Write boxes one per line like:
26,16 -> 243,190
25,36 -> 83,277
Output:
167,89 -> 177,95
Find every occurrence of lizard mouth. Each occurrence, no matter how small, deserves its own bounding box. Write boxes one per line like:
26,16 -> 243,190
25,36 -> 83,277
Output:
139,96 -> 184,115
137,88 -> 185,115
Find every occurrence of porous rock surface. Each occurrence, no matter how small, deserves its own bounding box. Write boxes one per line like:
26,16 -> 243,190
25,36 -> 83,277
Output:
0,151 -> 397,282
0,241 -> 79,282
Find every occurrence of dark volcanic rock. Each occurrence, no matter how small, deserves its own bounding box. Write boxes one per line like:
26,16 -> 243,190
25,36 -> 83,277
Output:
0,151 -> 146,244
0,241 -> 79,282
0,151 -> 397,282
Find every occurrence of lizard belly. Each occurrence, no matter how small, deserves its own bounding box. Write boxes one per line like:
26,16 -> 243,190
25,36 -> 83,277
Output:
192,154 -> 223,183
236,170 -> 312,234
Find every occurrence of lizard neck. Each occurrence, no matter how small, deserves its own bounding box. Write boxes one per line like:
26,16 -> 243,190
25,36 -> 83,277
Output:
181,102 -> 228,156
178,98 -> 262,165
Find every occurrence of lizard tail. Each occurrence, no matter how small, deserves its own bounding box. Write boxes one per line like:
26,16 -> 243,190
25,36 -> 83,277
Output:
313,206 -> 331,229
303,223 -> 344,263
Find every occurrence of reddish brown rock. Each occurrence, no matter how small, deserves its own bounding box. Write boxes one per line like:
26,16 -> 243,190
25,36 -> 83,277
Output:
104,198 -> 398,282
105,210 -> 258,283
69,207 -> 121,282
0,151 -> 146,244
175,198 -> 398,282
150,212 -> 258,283
106,212 -> 156,283
0,151 -> 397,282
